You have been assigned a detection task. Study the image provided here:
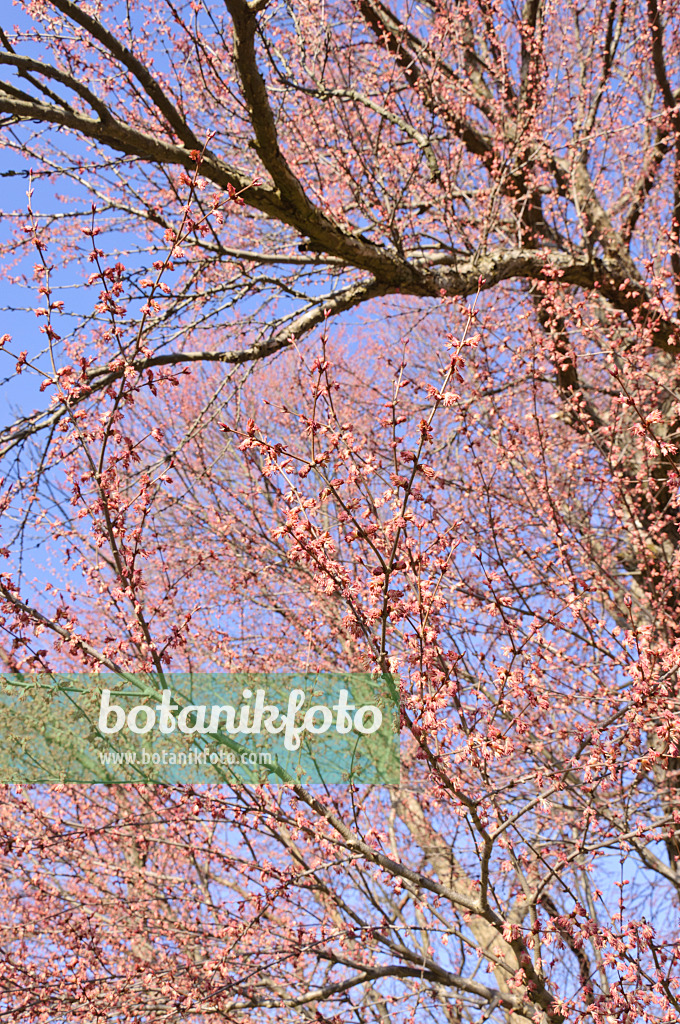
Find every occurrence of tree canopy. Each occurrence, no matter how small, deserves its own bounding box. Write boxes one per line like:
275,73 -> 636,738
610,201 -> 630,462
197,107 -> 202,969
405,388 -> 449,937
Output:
1,1 -> 680,1022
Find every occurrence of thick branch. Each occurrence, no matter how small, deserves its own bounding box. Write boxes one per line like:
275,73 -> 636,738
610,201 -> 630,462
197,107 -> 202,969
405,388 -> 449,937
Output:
0,279 -> 391,456
46,0 -> 200,146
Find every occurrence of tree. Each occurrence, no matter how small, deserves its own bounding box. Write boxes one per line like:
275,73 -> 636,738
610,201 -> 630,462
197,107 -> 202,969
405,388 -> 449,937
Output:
0,0 -> 680,1020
